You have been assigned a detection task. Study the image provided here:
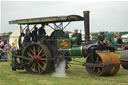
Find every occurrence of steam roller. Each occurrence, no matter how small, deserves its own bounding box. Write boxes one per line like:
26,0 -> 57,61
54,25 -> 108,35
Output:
9,10 -> 121,76
120,45 -> 128,69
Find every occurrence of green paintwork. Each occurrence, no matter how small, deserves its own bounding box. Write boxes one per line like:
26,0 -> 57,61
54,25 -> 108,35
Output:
9,15 -> 83,25
9,17 -> 67,24
57,39 -> 71,49
13,55 -> 30,60
104,32 -> 116,45
59,46 -> 83,56
11,54 -> 31,70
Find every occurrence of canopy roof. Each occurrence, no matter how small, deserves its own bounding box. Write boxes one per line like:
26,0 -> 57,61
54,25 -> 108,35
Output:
9,15 -> 83,25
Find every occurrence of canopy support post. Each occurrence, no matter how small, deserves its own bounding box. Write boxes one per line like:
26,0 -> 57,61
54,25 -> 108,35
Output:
62,21 -> 71,30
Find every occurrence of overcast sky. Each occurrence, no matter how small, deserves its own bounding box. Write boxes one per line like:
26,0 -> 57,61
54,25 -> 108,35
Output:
1,0 -> 128,33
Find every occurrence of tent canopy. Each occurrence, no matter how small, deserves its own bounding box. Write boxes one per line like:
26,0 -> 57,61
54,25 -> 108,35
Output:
10,28 -> 20,38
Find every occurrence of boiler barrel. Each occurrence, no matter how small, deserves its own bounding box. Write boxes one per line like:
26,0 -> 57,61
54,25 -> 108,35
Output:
59,46 -> 88,57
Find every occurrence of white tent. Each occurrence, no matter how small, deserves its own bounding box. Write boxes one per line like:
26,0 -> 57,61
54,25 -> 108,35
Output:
121,34 -> 128,38
121,34 -> 128,43
45,27 -> 54,36
9,28 -> 20,48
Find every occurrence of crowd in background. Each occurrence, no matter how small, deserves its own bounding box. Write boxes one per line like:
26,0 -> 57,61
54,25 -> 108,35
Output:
0,40 -> 15,59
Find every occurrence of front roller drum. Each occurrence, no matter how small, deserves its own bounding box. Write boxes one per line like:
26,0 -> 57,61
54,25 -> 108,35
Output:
120,50 -> 128,69
86,52 -> 120,76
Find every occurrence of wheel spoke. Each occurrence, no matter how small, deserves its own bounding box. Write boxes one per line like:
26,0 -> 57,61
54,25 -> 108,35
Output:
30,48 -> 34,55
27,53 -> 33,57
32,63 -> 36,71
97,68 -> 101,74
40,62 -> 47,71
96,56 -> 99,63
41,54 -> 45,57
38,46 -> 40,52
33,46 -> 36,56
37,63 -> 44,71
95,56 -> 102,74
43,63 -> 47,71
42,62 -> 46,65
37,49 -> 43,56
40,58 -> 47,60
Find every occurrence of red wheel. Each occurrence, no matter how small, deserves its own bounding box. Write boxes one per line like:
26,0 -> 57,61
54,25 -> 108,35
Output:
22,42 -> 53,74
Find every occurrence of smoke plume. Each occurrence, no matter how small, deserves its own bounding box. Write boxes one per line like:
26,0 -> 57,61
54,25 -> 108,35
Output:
52,59 -> 67,77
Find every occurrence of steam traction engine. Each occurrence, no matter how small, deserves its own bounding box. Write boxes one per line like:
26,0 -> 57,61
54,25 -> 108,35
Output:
9,11 -> 126,76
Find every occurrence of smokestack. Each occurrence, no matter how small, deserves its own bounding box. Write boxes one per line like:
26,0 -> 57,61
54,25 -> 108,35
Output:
83,11 -> 90,44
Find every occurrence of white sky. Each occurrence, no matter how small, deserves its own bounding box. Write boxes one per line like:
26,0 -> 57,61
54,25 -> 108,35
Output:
1,0 -> 128,33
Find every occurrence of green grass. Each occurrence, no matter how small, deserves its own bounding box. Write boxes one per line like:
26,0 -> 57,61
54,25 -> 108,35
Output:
0,52 -> 128,85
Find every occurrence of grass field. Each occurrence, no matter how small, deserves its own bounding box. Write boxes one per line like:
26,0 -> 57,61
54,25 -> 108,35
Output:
0,51 -> 128,85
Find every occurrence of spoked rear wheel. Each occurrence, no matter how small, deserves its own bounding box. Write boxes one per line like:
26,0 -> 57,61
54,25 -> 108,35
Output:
22,43 -> 52,74
86,52 -> 120,76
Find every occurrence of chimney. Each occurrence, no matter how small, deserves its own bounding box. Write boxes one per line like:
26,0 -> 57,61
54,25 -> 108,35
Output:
83,11 -> 90,44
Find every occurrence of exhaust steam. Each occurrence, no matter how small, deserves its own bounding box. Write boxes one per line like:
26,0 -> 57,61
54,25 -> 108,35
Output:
52,58 -> 67,77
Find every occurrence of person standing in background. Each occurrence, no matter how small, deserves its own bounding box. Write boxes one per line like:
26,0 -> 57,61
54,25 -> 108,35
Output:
117,35 -> 123,47
0,40 -> 4,48
38,24 -> 46,39
23,28 -> 32,46
4,41 -> 11,58
32,26 -> 38,42
11,43 -> 17,51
